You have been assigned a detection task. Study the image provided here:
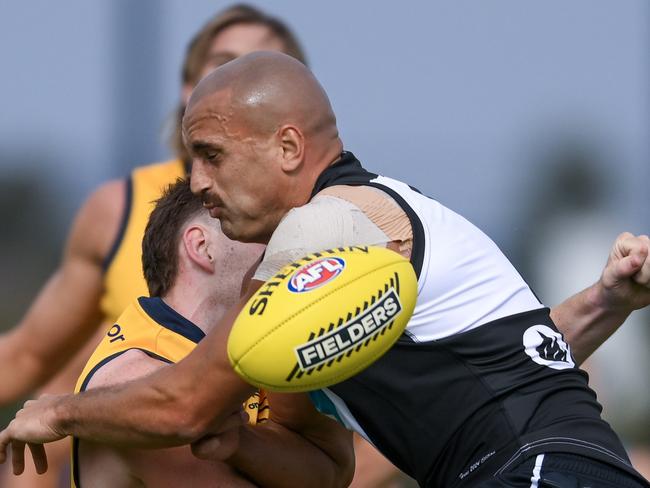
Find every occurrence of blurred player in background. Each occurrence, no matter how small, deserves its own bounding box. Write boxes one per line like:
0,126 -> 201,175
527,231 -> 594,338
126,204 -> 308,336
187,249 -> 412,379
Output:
0,4 -> 298,487
0,4 -> 405,487
73,178 -> 352,487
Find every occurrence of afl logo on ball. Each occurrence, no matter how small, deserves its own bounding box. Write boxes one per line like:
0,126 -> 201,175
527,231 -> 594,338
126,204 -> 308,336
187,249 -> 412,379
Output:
288,257 -> 345,293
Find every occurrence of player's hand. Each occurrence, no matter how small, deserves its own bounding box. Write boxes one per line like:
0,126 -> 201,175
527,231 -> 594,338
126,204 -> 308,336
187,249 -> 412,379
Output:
190,409 -> 248,461
0,394 -> 67,475
598,233 -> 650,312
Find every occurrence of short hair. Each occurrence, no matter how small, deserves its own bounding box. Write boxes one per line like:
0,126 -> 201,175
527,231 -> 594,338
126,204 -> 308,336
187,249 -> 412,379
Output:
142,178 -> 205,297
170,4 -> 308,163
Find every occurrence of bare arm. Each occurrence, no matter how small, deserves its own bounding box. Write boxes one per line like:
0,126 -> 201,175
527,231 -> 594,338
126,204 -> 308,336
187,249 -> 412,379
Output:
80,350 -> 254,488
62,284 -> 261,448
80,341 -> 352,488
350,433 -> 413,488
0,180 -> 124,405
212,392 -> 354,488
551,233 -> 650,364
0,278 -> 264,477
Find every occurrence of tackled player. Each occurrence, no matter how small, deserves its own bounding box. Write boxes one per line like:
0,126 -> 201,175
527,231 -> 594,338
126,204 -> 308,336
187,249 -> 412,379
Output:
73,178 -> 353,487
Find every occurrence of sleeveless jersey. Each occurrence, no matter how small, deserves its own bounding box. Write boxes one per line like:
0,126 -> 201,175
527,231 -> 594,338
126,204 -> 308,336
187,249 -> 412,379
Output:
304,152 -> 645,487
72,296 -> 269,488
100,160 -> 187,323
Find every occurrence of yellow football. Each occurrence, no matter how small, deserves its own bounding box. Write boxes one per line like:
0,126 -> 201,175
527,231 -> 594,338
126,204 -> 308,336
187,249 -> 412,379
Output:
227,246 -> 417,392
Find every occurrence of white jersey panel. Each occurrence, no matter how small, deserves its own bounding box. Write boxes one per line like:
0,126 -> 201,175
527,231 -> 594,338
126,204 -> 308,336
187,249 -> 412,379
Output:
371,175 -> 543,342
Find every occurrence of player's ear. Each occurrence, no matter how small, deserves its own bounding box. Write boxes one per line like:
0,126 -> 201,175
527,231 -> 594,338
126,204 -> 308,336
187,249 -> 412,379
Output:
277,124 -> 304,173
183,225 -> 215,273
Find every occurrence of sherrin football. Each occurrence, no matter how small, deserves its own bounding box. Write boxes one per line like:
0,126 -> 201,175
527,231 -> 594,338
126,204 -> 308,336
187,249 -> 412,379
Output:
227,246 -> 417,392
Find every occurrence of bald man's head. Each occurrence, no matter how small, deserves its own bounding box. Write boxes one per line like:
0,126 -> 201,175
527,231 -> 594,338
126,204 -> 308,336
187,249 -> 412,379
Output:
186,51 -> 338,140
183,51 -> 343,244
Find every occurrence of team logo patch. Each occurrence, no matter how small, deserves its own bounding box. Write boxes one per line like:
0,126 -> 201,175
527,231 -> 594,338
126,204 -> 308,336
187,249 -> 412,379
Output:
288,257 -> 345,293
523,324 -> 575,370
294,289 -> 402,370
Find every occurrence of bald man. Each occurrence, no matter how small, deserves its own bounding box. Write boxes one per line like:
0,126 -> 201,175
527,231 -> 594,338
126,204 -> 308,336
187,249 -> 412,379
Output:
3,53 -> 650,487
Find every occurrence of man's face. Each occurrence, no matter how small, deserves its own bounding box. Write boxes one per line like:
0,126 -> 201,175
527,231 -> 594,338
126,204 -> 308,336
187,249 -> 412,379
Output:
184,93 -> 287,244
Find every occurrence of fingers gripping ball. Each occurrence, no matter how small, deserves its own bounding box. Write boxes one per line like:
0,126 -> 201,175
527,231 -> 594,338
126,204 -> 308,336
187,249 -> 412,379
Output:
227,246 -> 417,392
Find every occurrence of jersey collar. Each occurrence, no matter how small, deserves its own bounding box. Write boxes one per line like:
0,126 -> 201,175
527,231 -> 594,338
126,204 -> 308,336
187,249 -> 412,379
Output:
310,151 -> 378,198
138,296 -> 206,344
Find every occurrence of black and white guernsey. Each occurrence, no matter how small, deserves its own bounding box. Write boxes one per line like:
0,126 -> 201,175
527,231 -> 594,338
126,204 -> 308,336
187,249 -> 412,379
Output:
306,152 -> 642,487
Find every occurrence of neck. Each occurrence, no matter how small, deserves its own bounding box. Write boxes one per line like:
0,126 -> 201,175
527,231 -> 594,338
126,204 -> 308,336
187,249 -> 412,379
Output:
288,139 -> 344,208
161,281 -> 222,335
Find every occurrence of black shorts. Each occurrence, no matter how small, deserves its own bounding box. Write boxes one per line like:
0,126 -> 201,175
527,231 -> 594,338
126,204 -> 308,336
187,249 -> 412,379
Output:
477,453 -> 649,488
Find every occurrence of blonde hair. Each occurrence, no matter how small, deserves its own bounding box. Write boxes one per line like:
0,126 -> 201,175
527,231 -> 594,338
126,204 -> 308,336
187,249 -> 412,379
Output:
169,4 -> 307,163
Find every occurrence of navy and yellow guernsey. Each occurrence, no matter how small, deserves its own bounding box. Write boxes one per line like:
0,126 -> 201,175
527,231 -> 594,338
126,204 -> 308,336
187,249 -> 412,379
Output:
72,296 -> 269,488
100,160 -> 188,324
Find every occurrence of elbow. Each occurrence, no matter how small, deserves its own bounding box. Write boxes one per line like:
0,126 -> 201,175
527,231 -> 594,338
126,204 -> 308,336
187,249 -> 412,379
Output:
335,431 -> 356,488
0,334 -> 48,402
317,463 -> 355,488
334,452 -> 355,488
320,442 -> 355,488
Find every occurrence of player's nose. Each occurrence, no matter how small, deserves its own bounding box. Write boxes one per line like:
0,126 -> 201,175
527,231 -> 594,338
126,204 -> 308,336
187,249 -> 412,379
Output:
189,161 -> 211,195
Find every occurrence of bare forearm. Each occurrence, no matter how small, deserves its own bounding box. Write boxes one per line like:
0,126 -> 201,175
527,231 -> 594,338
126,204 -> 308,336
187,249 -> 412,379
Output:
57,334 -> 254,448
554,232 -> 650,365
0,263 -> 104,405
56,379 -> 198,448
229,422 -> 353,488
551,282 -> 631,365
0,333 -> 46,404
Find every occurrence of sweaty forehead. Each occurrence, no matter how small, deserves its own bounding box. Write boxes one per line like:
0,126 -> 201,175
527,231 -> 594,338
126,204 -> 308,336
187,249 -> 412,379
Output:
184,89 -> 232,132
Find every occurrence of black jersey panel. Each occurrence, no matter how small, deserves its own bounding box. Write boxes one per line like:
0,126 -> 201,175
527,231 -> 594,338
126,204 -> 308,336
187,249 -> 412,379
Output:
310,151 -> 378,196
329,333 -> 521,486
328,308 -> 632,487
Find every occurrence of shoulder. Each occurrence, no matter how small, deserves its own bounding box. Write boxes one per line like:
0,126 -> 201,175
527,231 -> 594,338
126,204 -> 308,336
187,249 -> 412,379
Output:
83,179 -> 126,220
254,194 -> 389,281
264,196 -> 356,258
131,159 -> 186,183
66,179 -> 126,264
84,349 -> 164,390
272,195 -> 356,242
80,159 -> 185,233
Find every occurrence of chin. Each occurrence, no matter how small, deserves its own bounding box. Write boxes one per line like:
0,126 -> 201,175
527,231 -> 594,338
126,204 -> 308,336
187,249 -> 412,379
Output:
222,222 -> 270,245
220,222 -> 248,243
